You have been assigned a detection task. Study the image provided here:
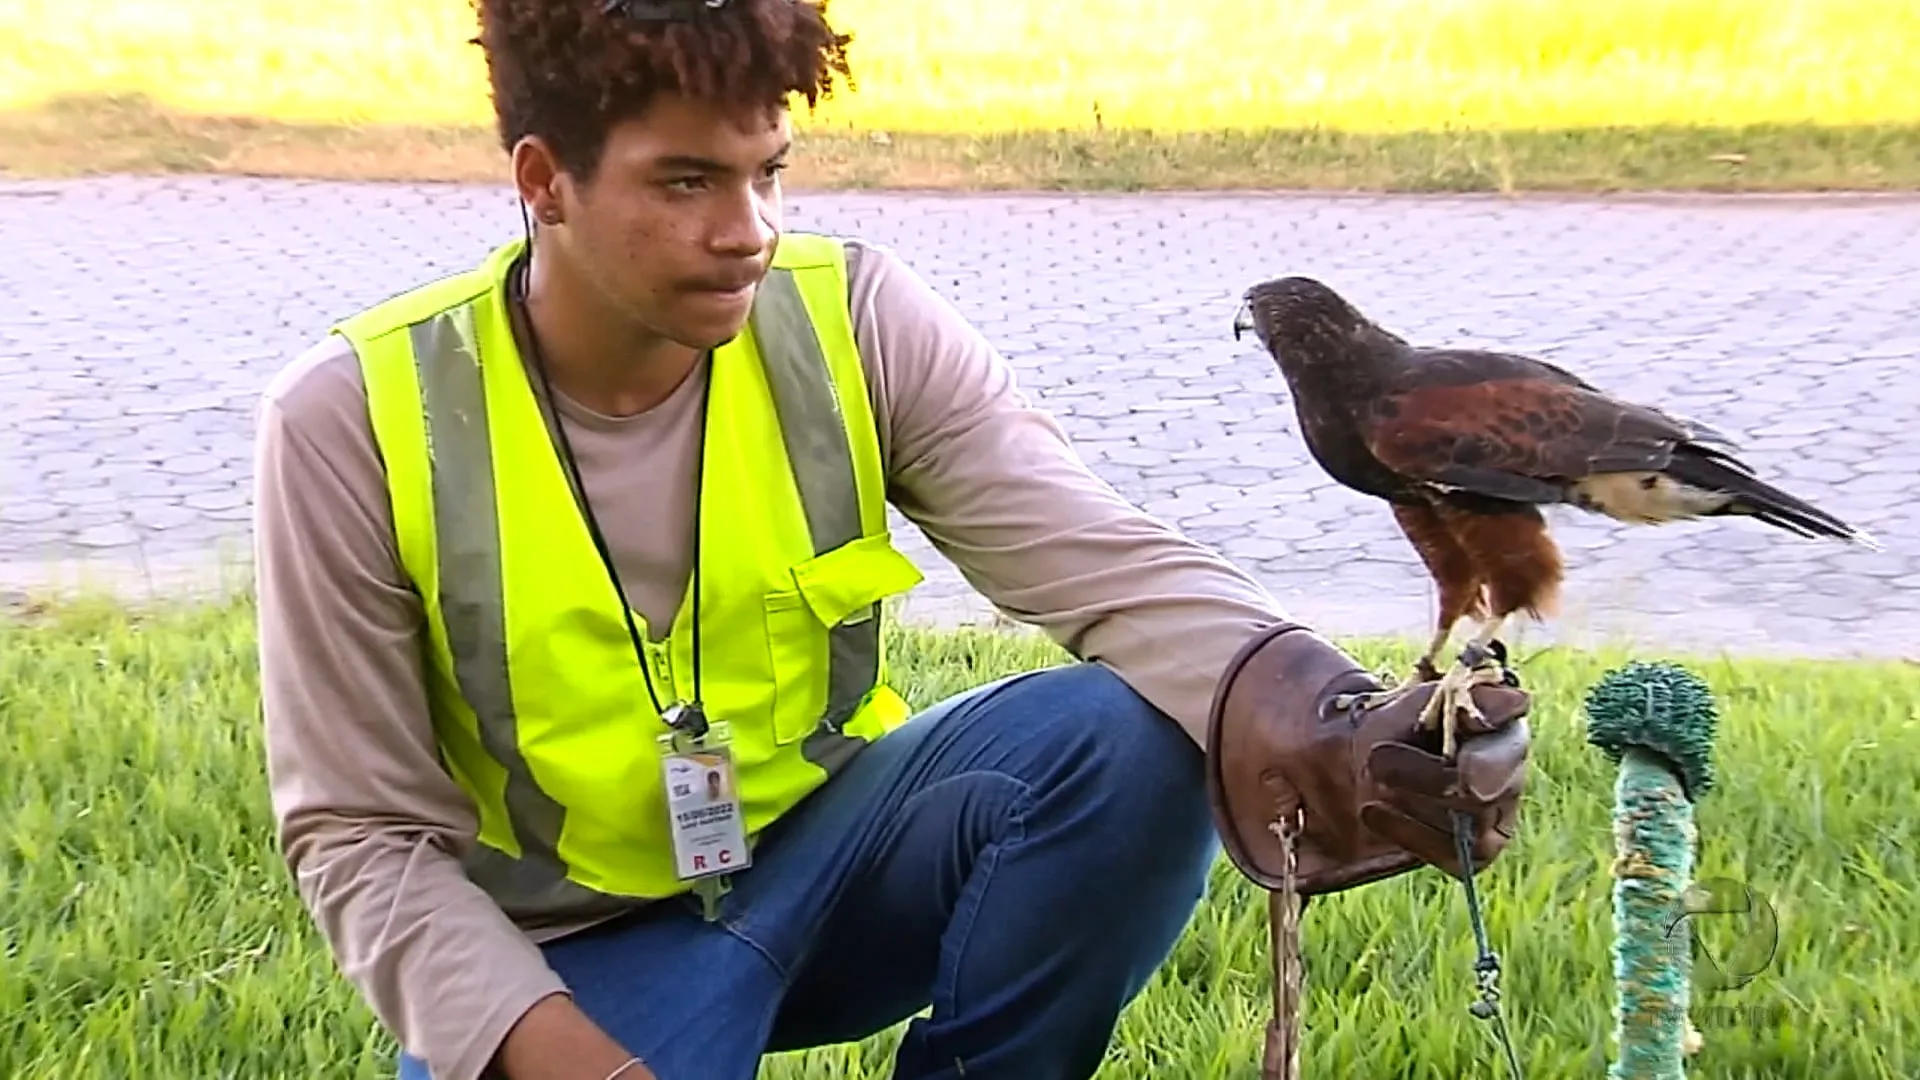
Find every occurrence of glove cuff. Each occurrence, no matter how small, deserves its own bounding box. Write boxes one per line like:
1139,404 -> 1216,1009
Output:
1205,620 -> 1405,892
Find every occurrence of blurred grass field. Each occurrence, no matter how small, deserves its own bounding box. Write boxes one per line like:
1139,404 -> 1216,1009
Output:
3,593 -> 1918,1078
2,0 -> 1919,190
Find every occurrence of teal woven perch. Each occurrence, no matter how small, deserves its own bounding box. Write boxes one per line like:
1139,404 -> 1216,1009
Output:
1584,660 -> 1721,1080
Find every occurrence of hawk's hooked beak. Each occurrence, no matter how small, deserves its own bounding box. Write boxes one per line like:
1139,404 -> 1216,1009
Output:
1232,297 -> 1254,342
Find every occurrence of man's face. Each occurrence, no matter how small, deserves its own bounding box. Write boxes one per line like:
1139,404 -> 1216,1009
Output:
545,92 -> 791,352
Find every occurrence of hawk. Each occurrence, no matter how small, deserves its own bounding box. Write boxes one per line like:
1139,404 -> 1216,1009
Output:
1233,275 -> 1878,758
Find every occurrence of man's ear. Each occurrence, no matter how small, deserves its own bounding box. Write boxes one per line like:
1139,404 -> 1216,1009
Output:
511,136 -> 567,227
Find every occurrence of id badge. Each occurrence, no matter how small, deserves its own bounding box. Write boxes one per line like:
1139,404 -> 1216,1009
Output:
659,720 -> 751,882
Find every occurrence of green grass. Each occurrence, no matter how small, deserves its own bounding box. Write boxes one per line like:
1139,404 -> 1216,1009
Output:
9,0 -> 1917,134
9,93 -> 1920,194
3,0 -> 1919,191
3,593 -> 1917,1078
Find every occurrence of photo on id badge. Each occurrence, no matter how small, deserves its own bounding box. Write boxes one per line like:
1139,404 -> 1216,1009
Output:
665,746 -> 750,879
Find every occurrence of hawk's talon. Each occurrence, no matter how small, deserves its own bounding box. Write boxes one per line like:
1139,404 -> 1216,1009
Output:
1418,655 -> 1509,759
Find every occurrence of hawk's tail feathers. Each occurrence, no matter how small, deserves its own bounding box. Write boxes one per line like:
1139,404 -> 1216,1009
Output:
1667,447 -> 1881,551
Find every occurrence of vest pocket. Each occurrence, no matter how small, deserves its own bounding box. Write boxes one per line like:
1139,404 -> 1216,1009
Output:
762,534 -> 927,745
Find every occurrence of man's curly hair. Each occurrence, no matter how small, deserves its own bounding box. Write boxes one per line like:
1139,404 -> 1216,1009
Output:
473,0 -> 853,181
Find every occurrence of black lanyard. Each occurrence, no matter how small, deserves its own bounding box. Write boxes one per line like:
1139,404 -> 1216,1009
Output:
509,251 -> 711,741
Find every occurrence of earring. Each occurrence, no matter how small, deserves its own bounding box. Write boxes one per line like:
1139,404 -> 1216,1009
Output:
539,206 -> 562,225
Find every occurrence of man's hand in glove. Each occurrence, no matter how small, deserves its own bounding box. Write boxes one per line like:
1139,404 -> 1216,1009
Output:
1204,622 -> 1531,896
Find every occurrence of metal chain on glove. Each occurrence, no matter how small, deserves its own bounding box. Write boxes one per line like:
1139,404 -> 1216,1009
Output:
1260,808 -> 1525,1079
1451,809 -> 1526,1078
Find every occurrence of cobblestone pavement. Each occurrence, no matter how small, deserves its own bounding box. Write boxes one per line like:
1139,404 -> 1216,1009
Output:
5,176 -> 1918,659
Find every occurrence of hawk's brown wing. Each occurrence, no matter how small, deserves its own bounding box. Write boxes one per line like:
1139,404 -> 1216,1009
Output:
1357,364 -> 1716,504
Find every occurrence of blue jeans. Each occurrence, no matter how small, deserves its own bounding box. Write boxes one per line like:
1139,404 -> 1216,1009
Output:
399,662 -> 1219,1080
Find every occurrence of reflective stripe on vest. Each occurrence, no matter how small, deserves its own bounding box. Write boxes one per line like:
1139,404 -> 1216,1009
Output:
339,234 -> 921,921
747,272 -> 882,772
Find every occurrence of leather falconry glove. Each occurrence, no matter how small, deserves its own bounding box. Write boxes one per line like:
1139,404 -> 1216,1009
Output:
1205,621 -> 1531,897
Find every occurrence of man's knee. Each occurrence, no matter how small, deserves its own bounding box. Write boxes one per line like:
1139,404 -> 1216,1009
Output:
1017,664 -> 1219,909
1055,660 -> 1199,749
1020,663 -> 1211,820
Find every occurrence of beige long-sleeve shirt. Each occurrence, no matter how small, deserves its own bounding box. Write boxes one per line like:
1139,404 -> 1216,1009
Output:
252,236 -> 1291,1080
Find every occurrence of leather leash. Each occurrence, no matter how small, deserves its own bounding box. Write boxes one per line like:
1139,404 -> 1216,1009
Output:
1263,812 -> 1304,1080
1260,810 -> 1525,1079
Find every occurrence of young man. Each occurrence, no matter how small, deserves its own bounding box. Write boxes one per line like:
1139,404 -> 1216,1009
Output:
252,1 -> 1532,1079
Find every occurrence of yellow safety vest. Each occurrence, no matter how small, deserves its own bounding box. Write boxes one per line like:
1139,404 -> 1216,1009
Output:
333,232 -> 926,926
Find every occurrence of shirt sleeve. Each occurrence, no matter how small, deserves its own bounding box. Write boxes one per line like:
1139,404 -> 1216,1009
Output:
251,335 -> 569,1080
844,240 -> 1293,746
